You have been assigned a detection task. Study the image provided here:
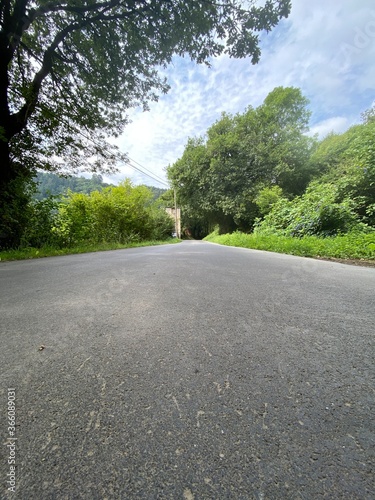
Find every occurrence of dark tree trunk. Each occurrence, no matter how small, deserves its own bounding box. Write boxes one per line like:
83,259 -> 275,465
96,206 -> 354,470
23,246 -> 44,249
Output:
0,31 -> 32,248
0,128 -> 31,249
0,132 -> 13,187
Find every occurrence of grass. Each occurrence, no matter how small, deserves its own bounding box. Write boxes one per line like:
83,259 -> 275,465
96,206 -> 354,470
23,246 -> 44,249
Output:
0,238 -> 181,262
204,231 -> 375,261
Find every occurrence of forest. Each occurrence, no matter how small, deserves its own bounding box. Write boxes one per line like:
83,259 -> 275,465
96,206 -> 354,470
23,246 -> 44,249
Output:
33,173 -> 114,200
167,87 -> 375,259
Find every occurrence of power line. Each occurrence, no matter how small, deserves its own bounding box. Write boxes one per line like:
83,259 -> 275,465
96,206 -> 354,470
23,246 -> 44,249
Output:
126,155 -> 169,186
123,157 -> 170,188
13,88 -> 171,187
68,122 -> 170,187
55,116 -> 171,188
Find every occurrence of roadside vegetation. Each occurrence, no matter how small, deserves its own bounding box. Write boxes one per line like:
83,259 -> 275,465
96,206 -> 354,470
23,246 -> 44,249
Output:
168,87 -> 375,263
204,230 -> 375,261
0,238 -> 179,262
0,180 -> 176,261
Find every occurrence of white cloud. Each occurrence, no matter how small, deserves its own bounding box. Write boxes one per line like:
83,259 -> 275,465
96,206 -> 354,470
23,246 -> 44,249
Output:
309,117 -> 350,139
106,0 -> 375,187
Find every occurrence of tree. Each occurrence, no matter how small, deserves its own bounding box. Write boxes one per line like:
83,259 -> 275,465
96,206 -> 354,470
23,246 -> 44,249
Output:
361,105 -> 375,124
250,86 -> 314,194
309,117 -> 375,227
254,185 -> 284,215
0,0 -> 291,247
168,87 -> 314,234
167,136 -> 224,236
257,113 -> 375,237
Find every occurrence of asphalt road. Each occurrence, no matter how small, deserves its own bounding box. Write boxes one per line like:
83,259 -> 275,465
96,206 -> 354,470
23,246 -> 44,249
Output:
1,241 -> 374,499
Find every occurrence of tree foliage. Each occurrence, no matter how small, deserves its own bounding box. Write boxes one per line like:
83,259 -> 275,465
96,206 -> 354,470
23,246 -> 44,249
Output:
168,86 -> 315,236
254,185 -> 284,216
309,119 -> 375,227
254,117 -> 375,237
169,93 -> 375,239
254,182 -> 363,237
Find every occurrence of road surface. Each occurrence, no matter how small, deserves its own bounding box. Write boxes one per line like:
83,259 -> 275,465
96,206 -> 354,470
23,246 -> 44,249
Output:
1,241 -> 374,499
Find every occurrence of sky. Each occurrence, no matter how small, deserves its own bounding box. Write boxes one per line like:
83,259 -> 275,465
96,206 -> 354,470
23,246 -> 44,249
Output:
105,0 -> 375,188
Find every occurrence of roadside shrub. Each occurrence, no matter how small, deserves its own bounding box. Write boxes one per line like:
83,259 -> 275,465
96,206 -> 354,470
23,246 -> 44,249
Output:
21,196 -> 59,247
254,185 -> 284,215
51,180 -> 174,246
309,120 -> 375,227
254,182 -> 363,237
0,175 -> 34,249
52,192 -> 93,246
148,210 -> 175,240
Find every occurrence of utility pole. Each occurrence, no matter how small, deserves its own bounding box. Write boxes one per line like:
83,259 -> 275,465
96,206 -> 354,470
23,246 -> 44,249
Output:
174,188 -> 178,238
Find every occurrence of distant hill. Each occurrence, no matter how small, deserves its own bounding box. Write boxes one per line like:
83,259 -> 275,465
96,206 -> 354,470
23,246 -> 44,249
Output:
33,172 -> 166,201
33,172 -> 113,200
145,186 -> 168,201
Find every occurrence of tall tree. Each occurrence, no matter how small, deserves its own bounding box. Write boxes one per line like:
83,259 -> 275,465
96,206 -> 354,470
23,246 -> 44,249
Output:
168,87 -> 314,234
0,0 -> 291,247
248,86 -> 313,194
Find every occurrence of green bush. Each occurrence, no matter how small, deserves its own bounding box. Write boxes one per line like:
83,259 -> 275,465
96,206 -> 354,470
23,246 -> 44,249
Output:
148,209 -> 175,240
254,185 -> 284,215
21,197 -> 59,247
54,192 -> 93,246
51,180 -> 173,246
309,120 -> 375,227
254,182 -> 364,237
5,178 -> 175,250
